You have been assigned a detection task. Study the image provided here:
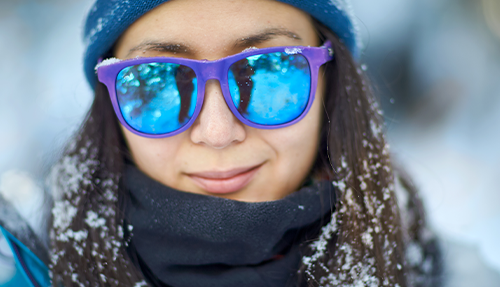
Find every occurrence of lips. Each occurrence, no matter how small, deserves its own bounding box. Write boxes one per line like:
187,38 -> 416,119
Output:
187,164 -> 262,194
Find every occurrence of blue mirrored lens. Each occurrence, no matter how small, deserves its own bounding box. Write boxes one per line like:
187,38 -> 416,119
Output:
228,52 -> 311,125
116,63 -> 197,134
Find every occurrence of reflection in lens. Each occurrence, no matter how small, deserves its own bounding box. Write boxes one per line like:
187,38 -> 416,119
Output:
116,63 -> 197,134
228,52 -> 311,125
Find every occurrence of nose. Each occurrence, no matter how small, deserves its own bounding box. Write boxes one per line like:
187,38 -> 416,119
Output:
190,79 -> 246,149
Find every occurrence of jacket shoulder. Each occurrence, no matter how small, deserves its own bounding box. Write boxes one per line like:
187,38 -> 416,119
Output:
0,194 -> 51,287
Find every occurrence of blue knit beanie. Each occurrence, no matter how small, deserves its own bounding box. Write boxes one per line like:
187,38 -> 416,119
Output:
83,0 -> 361,89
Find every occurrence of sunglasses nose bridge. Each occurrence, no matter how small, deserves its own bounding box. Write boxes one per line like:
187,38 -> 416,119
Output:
198,61 -> 226,82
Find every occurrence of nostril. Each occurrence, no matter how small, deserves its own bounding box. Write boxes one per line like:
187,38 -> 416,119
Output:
203,132 -> 234,149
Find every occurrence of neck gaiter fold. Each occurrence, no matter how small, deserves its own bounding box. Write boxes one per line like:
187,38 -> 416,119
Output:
124,165 -> 335,287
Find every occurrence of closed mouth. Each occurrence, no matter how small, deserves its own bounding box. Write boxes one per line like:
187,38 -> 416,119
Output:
187,164 -> 263,194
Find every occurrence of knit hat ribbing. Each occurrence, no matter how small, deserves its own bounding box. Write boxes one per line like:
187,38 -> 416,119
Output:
83,0 -> 361,89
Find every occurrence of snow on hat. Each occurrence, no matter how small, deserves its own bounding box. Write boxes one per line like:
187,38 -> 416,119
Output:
83,0 -> 361,89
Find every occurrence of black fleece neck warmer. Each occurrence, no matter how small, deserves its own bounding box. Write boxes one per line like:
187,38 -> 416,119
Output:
123,165 -> 335,287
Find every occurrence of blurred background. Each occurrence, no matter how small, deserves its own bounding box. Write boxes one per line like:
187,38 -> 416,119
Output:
0,0 -> 499,285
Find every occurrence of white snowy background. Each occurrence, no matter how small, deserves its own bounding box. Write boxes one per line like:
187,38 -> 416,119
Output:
0,0 -> 499,285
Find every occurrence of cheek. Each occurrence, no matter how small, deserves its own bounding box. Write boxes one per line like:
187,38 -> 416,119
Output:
267,76 -> 324,155
258,89 -> 323,182
121,126 -> 183,180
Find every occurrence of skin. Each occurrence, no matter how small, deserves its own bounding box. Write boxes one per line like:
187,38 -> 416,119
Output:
114,0 -> 325,202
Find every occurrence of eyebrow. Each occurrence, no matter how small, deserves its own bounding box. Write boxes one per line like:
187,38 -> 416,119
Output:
127,42 -> 192,57
126,28 -> 302,57
234,28 -> 302,48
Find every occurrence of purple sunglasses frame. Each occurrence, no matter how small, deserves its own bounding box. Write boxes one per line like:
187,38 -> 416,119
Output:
96,41 -> 334,138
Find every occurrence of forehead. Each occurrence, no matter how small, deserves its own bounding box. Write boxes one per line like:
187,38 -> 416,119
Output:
115,0 -> 318,59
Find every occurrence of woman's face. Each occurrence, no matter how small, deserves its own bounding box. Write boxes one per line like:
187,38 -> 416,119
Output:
114,0 -> 324,202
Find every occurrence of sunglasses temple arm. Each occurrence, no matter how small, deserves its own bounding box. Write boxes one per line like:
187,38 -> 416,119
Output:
321,41 -> 334,62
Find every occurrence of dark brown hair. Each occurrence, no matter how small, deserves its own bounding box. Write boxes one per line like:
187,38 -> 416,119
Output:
48,20 -> 441,287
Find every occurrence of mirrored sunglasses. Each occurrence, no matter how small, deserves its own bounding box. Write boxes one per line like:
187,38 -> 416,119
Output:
96,41 -> 334,138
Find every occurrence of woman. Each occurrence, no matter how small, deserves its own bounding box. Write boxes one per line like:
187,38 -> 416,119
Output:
0,0 -> 441,286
